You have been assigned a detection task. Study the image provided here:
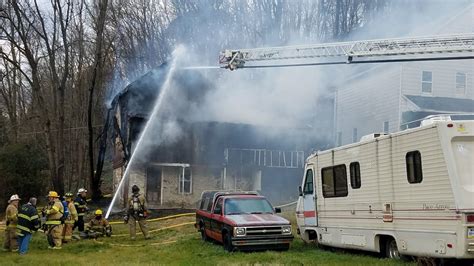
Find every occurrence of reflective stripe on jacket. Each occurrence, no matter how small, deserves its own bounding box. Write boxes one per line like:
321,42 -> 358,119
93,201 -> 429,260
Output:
74,196 -> 87,216
46,200 -> 64,224
65,201 -> 78,224
16,203 -> 40,236
5,204 -> 18,228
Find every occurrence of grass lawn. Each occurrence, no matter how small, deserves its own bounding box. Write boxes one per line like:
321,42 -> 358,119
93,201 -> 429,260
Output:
1,213 -> 414,265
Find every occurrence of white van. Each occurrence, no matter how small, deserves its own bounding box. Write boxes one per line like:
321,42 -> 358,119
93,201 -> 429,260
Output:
296,118 -> 474,261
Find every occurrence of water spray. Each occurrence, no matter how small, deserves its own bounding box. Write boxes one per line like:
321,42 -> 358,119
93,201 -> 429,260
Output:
105,47 -> 185,219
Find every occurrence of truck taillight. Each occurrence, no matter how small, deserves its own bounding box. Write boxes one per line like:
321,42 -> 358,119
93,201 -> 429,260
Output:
467,214 -> 474,223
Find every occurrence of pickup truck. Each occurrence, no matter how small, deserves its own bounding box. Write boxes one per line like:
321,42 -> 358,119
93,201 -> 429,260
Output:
195,191 -> 294,251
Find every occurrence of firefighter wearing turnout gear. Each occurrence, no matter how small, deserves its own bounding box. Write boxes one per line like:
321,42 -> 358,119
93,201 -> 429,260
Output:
3,194 -> 20,252
16,198 -> 40,255
84,209 -> 112,238
62,192 -> 78,242
74,188 -> 88,232
44,191 -> 64,249
126,185 -> 150,240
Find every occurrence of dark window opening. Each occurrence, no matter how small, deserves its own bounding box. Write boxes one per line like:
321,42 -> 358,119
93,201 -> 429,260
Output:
321,164 -> 348,198
214,198 -> 223,215
406,151 -> 423,184
303,169 -> 314,195
350,162 -> 361,189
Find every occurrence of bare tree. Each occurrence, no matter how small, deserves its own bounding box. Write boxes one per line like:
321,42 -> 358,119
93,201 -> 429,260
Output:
0,0 -> 73,194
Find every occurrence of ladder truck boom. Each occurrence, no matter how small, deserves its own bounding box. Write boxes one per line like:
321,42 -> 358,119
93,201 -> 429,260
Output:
219,34 -> 474,70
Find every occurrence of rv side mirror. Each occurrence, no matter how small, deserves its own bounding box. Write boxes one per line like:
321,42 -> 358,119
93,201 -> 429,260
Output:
298,186 -> 303,196
275,207 -> 281,213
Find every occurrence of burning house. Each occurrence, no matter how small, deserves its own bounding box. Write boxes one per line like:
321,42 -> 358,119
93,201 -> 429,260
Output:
110,64 -> 323,209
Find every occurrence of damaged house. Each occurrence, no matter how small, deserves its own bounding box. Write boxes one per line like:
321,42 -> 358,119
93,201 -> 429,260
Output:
110,65 -> 322,209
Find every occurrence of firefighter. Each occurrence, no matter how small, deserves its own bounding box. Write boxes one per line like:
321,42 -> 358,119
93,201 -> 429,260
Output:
84,209 -> 112,238
16,197 -> 40,255
125,185 -> 150,240
44,191 -> 64,249
74,188 -> 88,232
62,192 -> 78,243
2,194 -> 20,252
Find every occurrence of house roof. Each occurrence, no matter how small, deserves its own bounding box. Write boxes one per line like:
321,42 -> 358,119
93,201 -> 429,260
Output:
405,95 -> 474,113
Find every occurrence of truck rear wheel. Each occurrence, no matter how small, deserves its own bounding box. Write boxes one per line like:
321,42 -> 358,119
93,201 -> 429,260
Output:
223,233 -> 234,252
200,226 -> 208,242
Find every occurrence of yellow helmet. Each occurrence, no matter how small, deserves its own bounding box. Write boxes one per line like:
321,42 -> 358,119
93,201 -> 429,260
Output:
95,209 -> 103,216
48,191 -> 59,198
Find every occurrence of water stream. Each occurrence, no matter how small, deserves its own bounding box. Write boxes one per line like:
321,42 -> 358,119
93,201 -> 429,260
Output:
105,51 -> 181,219
182,66 -> 220,70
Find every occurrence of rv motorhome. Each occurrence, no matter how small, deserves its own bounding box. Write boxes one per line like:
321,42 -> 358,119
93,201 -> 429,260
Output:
296,118 -> 474,260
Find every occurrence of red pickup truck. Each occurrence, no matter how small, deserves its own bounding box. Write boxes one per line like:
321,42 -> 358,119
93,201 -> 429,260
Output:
195,191 -> 294,251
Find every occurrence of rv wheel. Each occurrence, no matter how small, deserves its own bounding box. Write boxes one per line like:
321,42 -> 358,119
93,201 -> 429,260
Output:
386,239 -> 400,259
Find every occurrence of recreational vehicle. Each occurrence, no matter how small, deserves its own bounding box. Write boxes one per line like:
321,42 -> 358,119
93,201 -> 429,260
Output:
296,117 -> 474,260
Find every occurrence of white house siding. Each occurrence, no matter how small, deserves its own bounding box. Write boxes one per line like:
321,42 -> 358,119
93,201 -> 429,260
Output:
401,60 -> 474,100
333,5 -> 473,143
335,68 -> 401,146
433,4 -> 473,35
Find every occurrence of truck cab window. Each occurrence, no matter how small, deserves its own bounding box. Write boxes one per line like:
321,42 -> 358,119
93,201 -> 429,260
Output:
303,169 -> 314,195
213,198 -> 223,215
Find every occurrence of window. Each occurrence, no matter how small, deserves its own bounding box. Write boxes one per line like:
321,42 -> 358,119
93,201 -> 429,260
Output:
422,71 -> 432,93
352,128 -> 358,142
224,198 -> 273,215
456,72 -> 466,95
406,151 -> 423,184
213,198 -> 223,215
321,164 -> 348,198
179,167 -> 192,194
350,162 -> 361,189
303,169 -> 314,195
383,121 -> 389,133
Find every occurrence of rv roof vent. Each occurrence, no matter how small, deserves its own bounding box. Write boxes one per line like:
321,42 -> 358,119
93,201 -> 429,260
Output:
421,115 -> 451,126
360,133 -> 388,142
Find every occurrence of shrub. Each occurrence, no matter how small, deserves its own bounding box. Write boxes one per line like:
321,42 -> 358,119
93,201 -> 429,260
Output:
0,142 -> 48,212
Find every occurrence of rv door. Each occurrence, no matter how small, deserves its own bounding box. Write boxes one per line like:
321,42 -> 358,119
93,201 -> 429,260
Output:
302,166 -> 317,226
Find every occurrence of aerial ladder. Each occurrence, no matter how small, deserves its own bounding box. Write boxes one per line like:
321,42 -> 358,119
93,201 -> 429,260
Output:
219,34 -> 474,70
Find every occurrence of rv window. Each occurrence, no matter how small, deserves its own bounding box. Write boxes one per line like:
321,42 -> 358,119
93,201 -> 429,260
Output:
303,169 -> 314,195
406,151 -> 423,184
322,164 -> 348,198
350,162 -> 361,189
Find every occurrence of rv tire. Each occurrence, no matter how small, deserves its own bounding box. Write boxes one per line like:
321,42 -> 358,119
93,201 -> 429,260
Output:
386,238 -> 400,260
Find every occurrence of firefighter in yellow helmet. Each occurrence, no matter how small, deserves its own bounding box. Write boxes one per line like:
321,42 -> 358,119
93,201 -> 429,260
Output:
3,194 -> 20,252
43,191 -> 64,249
62,192 -> 78,243
84,209 -> 112,238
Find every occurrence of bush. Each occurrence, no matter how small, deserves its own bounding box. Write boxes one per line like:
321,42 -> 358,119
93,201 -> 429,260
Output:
0,142 -> 48,213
